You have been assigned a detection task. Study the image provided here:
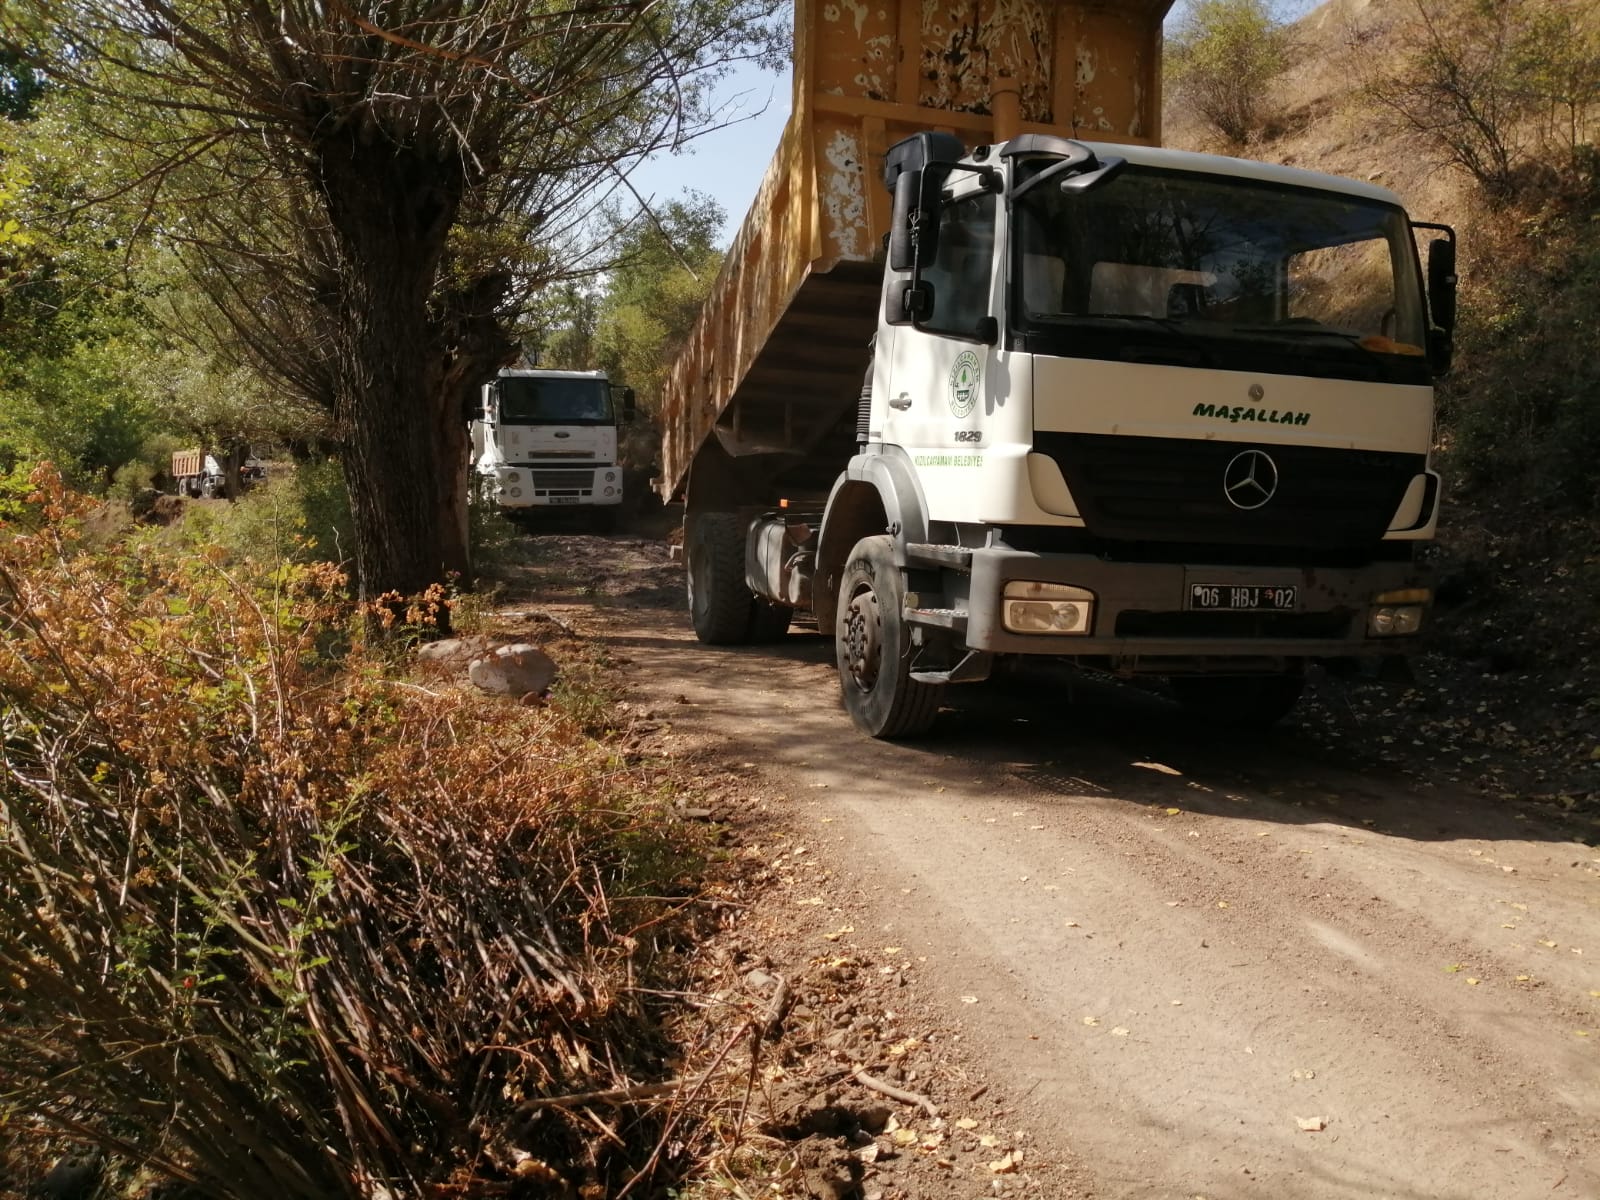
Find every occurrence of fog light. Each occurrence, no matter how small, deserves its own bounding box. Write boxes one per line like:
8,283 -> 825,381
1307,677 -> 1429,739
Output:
1002,581 -> 1094,635
1369,604 -> 1423,637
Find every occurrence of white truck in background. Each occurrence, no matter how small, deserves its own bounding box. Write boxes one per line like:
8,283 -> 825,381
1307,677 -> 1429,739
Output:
658,0 -> 1458,739
469,367 -> 635,531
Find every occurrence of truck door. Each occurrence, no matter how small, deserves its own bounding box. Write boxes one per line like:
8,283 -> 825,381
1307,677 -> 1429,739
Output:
881,190 -> 998,458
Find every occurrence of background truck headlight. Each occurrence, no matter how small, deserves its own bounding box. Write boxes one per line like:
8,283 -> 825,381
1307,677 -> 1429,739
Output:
1002,581 -> 1095,635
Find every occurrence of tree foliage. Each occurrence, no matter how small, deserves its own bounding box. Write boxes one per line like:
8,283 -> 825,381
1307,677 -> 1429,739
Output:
0,1 -> 786,606
1167,0 -> 1292,146
1359,0 -> 1600,201
595,192 -> 725,414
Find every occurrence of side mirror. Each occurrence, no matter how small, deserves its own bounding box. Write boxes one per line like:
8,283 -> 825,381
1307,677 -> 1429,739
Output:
888,166 -> 945,272
1427,237 -> 1457,332
1058,156 -> 1126,194
622,387 -> 637,422
889,170 -> 918,271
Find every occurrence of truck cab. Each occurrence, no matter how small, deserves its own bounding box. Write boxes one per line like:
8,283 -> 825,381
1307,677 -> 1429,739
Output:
681,132 -> 1457,738
469,368 -> 635,526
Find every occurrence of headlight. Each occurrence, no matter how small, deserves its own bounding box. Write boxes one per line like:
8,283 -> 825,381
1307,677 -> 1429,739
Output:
1002,581 -> 1094,635
605,471 -> 617,483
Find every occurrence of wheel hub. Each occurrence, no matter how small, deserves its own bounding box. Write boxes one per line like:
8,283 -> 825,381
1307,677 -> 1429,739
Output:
843,587 -> 882,690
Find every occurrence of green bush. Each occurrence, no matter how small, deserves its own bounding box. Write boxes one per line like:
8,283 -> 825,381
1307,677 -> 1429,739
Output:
1444,207 -> 1600,511
1167,0 -> 1291,145
173,457 -> 355,570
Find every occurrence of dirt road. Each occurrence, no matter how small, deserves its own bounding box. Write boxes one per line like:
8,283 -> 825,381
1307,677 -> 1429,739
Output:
511,529 -> 1600,1200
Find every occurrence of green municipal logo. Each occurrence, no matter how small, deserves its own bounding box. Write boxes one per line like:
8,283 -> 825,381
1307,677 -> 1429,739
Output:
949,351 -> 980,418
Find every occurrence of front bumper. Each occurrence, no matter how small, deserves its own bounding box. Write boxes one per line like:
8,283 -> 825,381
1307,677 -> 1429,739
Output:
490,465 -> 622,509
960,547 -> 1426,662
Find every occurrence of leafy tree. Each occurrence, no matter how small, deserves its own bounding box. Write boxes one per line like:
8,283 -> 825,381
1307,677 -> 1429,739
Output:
0,47 -> 44,120
594,191 -> 725,418
1168,0 -> 1292,146
1360,0 -> 1599,202
1,2 -> 786,610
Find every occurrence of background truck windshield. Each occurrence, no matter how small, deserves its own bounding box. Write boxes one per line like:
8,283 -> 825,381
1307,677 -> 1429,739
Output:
1015,166 -> 1428,359
498,377 -> 613,424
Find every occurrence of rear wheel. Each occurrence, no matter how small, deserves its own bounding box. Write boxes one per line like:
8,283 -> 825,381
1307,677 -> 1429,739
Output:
835,535 -> 940,739
1168,672 -> 1304,727
687,513 -> 755,644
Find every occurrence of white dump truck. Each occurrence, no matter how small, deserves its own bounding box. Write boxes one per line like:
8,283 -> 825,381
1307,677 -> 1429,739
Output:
660,0 -> 1456,738
469,367 -> 635,530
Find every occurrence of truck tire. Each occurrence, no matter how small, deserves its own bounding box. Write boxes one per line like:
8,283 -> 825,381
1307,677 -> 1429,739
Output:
687,512 -> 754,645
835,535 -> 940,738
748,599 -> 793,642
1168,672 -> 1304,727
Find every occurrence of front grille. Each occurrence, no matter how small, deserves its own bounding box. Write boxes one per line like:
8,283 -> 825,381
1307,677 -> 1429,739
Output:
1115,610 -> 1355,639
1035,432 -> 1422,551
530,470 -> 595,492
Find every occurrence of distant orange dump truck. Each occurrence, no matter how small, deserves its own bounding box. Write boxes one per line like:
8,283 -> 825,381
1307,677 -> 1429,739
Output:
661,0 -> 1458,740
172,449 -> 263,499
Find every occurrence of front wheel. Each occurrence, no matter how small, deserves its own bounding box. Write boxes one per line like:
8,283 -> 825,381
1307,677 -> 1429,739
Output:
835,535 -> 940,739
1168,672 -> 1304,727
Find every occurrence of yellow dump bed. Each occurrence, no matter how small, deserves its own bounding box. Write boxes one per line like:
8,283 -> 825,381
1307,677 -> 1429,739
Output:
658,0 -> 1176,501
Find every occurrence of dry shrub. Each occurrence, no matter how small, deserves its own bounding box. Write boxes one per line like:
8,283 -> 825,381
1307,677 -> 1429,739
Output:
0,469 -> 696,1197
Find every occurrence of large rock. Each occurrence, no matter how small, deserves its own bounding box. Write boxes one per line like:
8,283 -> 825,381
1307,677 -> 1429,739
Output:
468,643 -> 557,698
416,635 -> 495,674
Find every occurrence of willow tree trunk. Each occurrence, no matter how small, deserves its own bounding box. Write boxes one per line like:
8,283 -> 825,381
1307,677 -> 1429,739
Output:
315,132 -> 472,613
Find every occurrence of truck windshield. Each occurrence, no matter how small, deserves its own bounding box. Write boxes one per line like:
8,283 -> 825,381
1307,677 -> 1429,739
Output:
498,377 -> 613,424
1013,165 -> 1430,383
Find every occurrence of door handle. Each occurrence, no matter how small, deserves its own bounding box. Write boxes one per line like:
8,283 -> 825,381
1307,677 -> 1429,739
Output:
889,394 -> 913,411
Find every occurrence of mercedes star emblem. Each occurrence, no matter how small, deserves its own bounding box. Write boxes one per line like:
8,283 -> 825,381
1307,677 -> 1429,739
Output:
1223,449 -> 1279,510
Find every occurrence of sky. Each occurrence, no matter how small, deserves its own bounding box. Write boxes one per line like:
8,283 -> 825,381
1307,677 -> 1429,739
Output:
627,0 -> 1324,245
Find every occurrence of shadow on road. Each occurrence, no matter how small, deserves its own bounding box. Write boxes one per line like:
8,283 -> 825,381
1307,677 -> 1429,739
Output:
603,618 -> 1592,851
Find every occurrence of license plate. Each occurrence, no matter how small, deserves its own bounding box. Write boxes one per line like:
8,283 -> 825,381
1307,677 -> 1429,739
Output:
547,496 -> 581,505
1189,584 -> 1297,611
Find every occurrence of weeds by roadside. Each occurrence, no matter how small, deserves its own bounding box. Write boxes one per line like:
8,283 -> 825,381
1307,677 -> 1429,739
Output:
0,468 -> 717,1197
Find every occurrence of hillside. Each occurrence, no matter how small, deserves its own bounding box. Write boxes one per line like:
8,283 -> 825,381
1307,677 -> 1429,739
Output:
1167,0 -> 1600,812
